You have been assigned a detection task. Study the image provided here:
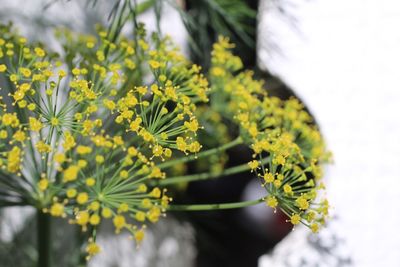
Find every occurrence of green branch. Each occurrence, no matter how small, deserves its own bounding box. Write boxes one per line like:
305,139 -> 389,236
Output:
167,197 -> 265,211
157,156 -> 269,186
157,136 -> 243,170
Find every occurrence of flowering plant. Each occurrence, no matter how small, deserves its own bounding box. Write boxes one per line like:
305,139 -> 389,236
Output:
0,2 -> 330,266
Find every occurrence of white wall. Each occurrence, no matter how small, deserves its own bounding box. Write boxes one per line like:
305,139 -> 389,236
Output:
258,0 -> 400,266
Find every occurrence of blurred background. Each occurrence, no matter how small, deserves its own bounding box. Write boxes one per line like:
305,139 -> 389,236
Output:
0,0 -> 399,266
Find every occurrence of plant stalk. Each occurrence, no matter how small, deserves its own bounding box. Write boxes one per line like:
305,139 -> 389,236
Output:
156,156 -> 269,186
157,136 -> 243,170
167,197 -> 265,211
37,210 -> 51,267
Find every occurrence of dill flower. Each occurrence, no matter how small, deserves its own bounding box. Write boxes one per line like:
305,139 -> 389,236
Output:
0,23 -> 208,258
209,36 -> 331,231
0,20 -> 331,264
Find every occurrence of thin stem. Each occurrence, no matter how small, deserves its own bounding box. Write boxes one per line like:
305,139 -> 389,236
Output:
167,197 -> 265,211
156,157 -> 269,186
77,226 -> 87,267
157,136 -> 243,170
37,210 -> 51,267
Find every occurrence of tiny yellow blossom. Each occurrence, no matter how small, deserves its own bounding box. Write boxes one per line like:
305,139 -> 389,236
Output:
290,214 -> 301,225
38,178 -> 49,191
86,241 -> 101,258
0,64 -> 7,72
134,229 -> 145,244
50,203 -> 65,217
248,160 -> 259,171
113,215 -> 126,233
266,195 -> 278,209
101,207 -> 113,218
135,211 -> 146,222
263,173 -> 274,183
89,214 -> 101,225
66,188 -> 77,198
120,170 -> 129,179
76,192 -> 89,204
86,178 -> 96,186
63,165 -> 80,182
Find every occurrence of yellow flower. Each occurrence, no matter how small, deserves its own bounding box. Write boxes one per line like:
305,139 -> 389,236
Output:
27,103 -> 36,110
210,67 -> 225,77
296,196 -> 309,210
263,173 -> 274,183
38,179 -> 49,191
149,60 -> 160,69
152,145 -> 163,157
290,214 -> 301,225
34,47 -> 46,57
63,165 -> 80,182
86,241 -> 101,258
149,188 -> 161,198
134,229 -> 145,244
50,203 -> 65,217
66,188 -> 77,198
273,154 -> 286,165
89,214 -> 101,225
58,70 -> 67,77
164,148 -> 172,158
184,119 -> 199,132
77,160 -> 88,170
95,155 -> 104,163
7,146 -> 21,173
54,153 -> 66,163
101,207 -> 112,218
129,117 -> 142,132
103,99 -> 116,111
76,192 -> 89,204
283,184 -> 293,195
0,64 -> 7,72
113,215 -> 126,233
50,117 -> 59,126
76,211 -> 89,228
266,196 -> 278,209
2,113 -> 19,127
36,141 -> 52,153
135,211 -> 146,222
0,130 -> 8,139
63,132 -> 76,151
147,206 -> 161,223
19,67 -> 31,77
29,117 -> 43,131
248,160 -> 259,171
176,137 -> 187,152
13,130 -> 26,143
120,170 -> 129,179
86,178 -> 96,186
76,145 -> 92,154
118,203 -> 129,213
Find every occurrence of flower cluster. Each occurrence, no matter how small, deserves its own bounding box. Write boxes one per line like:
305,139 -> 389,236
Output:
0,24 -> 208,258
209,36 -> 331,232
0,19 -> 331,261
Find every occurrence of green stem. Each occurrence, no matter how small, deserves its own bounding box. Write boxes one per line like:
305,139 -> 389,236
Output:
157,136 -> 243,170
37,210 -> 51,267
77,226 -> 87,267
157,157 -> 269,186
168,197 -> 265,211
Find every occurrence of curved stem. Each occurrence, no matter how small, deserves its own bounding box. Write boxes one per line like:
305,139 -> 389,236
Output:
167,197 -> 265,211
157,136 -> 243,170
156,157 -> 269,186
